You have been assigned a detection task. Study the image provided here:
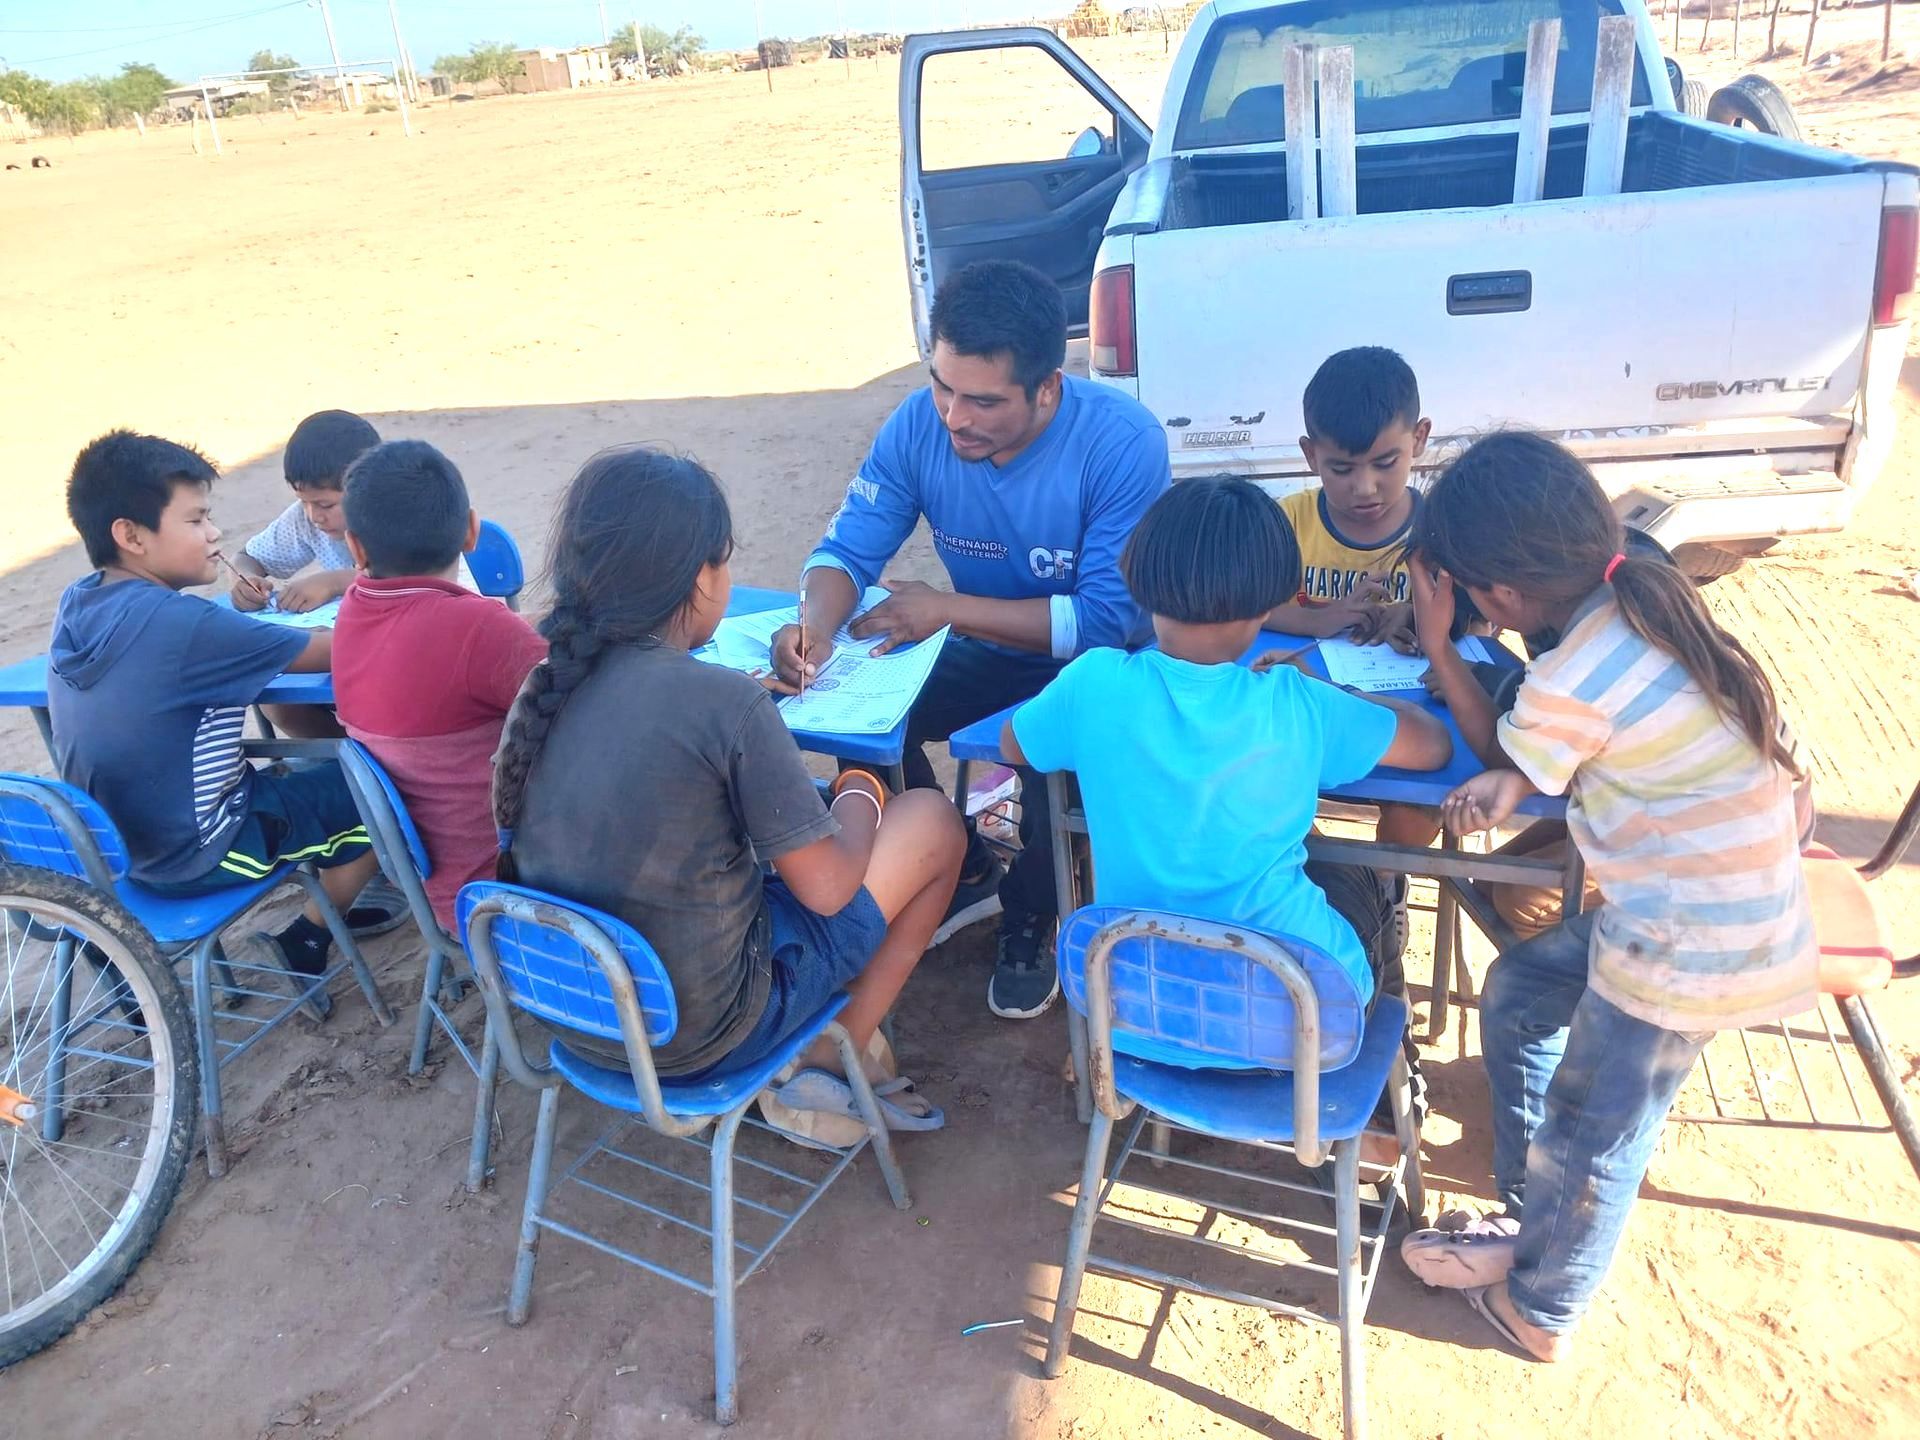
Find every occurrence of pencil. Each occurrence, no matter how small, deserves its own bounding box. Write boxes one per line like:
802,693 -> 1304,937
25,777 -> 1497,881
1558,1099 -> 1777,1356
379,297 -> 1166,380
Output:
214,551 -> 270,604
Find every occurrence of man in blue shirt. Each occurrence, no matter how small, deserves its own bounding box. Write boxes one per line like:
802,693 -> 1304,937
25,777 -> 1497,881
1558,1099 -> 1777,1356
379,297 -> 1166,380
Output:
772,261 -> 1170,1020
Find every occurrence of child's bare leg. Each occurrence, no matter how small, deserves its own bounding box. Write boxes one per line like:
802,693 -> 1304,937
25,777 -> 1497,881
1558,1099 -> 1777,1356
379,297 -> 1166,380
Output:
306,852 -> 378,925
1376,802 -> 1441,848
260,703 -> 346,739
801,790 -> 964,1068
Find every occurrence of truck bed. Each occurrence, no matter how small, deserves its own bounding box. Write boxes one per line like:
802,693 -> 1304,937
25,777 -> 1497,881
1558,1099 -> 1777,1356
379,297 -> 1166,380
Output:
1150,113 -> 1872,233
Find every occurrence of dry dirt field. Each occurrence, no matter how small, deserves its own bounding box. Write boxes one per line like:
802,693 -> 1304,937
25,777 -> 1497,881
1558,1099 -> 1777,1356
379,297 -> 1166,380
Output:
2,14 -> 1919,1440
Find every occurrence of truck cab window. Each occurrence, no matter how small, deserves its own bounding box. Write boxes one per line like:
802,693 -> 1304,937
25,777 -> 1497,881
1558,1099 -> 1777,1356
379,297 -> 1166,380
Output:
1177,0 -> 1654,149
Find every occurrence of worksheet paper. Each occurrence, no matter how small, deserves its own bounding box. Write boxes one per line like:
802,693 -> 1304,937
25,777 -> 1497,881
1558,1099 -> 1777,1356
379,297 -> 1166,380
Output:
250,599 -> 341,631
1317,634 -> 1495,693
696,588 -> 947,735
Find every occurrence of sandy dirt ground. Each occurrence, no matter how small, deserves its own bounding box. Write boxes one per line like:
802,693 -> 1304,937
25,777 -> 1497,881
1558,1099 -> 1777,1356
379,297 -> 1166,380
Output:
3,13 -> 1919,1439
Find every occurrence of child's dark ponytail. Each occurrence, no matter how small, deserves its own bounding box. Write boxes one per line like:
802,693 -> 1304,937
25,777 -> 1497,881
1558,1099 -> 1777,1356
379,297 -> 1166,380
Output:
493,447 -> 734,880
1414,431 -> 1798,777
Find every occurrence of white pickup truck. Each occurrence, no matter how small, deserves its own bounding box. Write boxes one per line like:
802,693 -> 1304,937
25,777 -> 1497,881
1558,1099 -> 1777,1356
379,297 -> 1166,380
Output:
898,0 -> 1917,575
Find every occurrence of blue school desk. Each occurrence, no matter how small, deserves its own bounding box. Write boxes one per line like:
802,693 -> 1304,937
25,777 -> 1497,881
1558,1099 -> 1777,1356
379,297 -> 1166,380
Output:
0,585 -> 909,776
946,630 -> 1581,1066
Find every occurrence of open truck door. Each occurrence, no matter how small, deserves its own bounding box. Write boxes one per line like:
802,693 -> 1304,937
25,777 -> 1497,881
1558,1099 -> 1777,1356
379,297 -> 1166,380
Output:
899,28 -> 1152,358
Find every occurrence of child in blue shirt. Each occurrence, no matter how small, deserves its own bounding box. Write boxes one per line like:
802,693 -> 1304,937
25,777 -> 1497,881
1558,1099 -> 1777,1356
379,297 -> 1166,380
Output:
49,431 -> 384,977
1002,477 -> 1450,1085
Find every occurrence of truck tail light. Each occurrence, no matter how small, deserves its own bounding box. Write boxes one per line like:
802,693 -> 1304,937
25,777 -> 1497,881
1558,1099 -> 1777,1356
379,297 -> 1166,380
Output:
1090,265 -> 1136,376
1874,207 -> 1916,327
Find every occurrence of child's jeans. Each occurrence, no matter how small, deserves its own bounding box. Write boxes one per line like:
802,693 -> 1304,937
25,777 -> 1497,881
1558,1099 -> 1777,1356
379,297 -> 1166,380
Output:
1481,910 -> 1710,1333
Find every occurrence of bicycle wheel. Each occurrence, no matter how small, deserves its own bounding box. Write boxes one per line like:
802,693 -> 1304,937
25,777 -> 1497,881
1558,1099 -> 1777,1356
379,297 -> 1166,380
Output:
0,863 -> 197,1369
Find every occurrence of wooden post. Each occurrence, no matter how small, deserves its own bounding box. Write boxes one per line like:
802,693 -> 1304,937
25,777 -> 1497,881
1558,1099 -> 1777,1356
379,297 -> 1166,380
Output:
1804,0 -> 1822,65
1513,18 -> 1562,203
1885,0 -> 1895,63
131,111 -> 145,137
1584,14 -> 1635,196
394,67 -> 413,136
1283,42 -> 1318,221
200,86 -> 223,156
1699,0 -> 1713,52
190,106 -> 201,155
1733,0 -> 1744,60
1317,47 -> 1356,218
1673,0 -> 1683,51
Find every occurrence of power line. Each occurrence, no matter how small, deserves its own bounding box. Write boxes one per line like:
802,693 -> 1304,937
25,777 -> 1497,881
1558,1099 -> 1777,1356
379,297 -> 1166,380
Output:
0,5 -> 297,36
14,2 -> 309,68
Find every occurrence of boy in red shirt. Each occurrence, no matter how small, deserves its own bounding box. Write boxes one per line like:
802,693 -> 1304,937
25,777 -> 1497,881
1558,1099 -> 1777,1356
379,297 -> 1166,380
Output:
332,441 -> 547,930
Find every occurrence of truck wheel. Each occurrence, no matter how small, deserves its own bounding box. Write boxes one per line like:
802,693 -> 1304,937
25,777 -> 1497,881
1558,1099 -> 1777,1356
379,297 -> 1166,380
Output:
1673,540 -> 1779,582
1680,78 -> 1710,118
1705,75 -> 1803,143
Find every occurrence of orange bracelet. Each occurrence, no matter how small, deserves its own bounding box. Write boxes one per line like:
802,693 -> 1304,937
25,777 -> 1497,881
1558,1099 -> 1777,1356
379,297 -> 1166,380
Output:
830,769 -> 888,814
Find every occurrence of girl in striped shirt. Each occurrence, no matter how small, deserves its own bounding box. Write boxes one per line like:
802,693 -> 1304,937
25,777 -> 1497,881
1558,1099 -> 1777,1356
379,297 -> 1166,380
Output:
1397,432 -> 1816,1362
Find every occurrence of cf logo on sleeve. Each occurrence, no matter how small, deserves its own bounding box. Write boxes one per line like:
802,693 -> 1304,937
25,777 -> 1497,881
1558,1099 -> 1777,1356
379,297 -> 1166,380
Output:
1029,547 -> 1077,581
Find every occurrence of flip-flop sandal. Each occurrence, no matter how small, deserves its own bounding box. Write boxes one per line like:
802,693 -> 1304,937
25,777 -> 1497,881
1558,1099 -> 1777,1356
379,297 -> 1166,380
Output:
872,1074 -> 939,1121
1400,1214 -> 1521,1289
756,1090 -> 865,1152
346,877 -> 410,937
774,1068 -> 946,1133
1462,1284 -> 1550,1361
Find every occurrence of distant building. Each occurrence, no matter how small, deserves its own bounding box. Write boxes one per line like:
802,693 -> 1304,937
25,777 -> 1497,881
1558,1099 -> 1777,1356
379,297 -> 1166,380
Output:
512,46 -> 613,93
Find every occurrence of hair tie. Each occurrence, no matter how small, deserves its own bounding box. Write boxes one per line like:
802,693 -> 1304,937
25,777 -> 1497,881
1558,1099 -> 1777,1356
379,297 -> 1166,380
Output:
1603,552 -> 1626,583
495,826 -> 515,854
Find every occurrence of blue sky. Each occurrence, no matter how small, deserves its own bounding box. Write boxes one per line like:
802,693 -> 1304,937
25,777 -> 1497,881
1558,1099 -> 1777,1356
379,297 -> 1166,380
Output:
1,2 -> 1057,82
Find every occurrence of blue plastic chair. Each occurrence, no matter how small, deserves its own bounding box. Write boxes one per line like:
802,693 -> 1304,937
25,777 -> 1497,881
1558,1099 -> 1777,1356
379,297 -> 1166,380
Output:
469,520 -> 525,610
338,741 -> 498,1190
456,880 -> 911,1425
1043,905 -> 1424,1440
0,770 -> 395,1177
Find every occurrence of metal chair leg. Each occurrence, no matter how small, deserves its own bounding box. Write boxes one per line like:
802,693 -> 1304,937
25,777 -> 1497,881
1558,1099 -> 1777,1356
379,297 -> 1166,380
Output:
410,946 -> 445,1074
1332,1137 -> 1366,1440
466,1016 -> 500,1193
507,1084 -> 560,1327
832,1022 -> 910,1210
1146,1120 -> 1171,1168
39,935 -> 76,1144
1044,1106 -> 1116,1379
295,868 -> 395,1026
1839,994 -> 1920,1181
1427,866 -> 1457,1043
1068,1007 -> 1094,1125
191,935 -> 228,1178
710,1104 -> 751,1427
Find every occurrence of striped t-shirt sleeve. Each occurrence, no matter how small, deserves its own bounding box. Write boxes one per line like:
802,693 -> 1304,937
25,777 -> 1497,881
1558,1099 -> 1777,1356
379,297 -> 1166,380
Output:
1498,676 -> 1613,798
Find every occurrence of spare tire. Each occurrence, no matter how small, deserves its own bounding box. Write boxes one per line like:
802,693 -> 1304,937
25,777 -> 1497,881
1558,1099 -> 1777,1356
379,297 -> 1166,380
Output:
1705,74 -> 1803,142
1680,78 -> 1710,117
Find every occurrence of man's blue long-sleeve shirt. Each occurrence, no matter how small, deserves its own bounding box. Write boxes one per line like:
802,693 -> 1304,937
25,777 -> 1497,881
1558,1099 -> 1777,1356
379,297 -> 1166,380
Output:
804,376 -> 1171,658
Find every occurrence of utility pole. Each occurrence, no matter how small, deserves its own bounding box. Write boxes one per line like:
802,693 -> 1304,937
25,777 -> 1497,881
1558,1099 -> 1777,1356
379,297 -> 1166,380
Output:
597,0 -> 610,46
385,0 -> 417,100
315,0 -> 349,110
634,18 -> 650,79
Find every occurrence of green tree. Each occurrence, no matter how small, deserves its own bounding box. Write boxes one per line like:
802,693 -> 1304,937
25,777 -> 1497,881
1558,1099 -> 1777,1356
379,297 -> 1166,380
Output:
246,48 -> 300,96
113,61 -> 173,116
0,69 -> 52,119
640,24 -> 704,74
434,40 -> 521,89
32,80 -> 102,135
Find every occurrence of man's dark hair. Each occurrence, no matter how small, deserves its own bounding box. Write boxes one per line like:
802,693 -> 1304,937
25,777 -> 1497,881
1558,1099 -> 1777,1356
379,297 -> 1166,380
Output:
1302,346 -> 1422,454
1122,475 -> 1300,625
67,430 -> 216,569
343,440 -> 471,578
928,260 -> 1067,399
284,409 -> 381,490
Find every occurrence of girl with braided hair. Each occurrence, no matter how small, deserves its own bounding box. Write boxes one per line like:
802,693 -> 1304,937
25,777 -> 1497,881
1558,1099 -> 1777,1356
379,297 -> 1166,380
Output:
493,446 -> 965,1094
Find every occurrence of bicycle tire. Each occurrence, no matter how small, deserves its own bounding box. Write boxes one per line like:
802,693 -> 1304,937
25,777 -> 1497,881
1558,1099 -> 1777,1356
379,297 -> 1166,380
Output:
0,863 -> 198,1369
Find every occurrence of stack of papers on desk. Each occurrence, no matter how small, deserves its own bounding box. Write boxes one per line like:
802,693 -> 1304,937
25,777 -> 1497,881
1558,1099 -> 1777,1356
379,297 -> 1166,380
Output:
249,598 -> 340,631
1317,634 -> 1496,693
698,587 -> 948,736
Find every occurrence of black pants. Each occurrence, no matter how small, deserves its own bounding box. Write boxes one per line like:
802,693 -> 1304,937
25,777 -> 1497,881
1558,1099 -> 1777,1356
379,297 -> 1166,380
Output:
1310,857 -> 1425,1121
896,636 -> 1065,925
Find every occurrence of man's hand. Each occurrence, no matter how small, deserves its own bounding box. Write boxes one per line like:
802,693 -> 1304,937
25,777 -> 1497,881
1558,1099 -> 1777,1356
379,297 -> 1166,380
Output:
276,573 -> 341,614
769,622 -> 834,694
1442,768 -> 1534,835
1409,558 -> 1458,658
230,573 -> 276,612
848,578 -> 953,656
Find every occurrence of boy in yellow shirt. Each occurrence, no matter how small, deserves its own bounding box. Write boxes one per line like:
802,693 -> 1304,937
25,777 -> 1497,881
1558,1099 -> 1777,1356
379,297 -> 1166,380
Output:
1266,346 -> 1430,654
1267,346 -> 1433,855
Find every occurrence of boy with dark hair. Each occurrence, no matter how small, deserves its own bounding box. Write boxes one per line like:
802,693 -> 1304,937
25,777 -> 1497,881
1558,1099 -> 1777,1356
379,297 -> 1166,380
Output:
50,430 -> 381,977
229,410 -> 382,615
1265,346 -> 1432,652
772,259 -> 1171,1021
332,440 -> 547,930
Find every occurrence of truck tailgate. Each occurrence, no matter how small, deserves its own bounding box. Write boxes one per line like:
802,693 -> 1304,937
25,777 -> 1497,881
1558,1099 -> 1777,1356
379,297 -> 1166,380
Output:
1134,173 -> 1887,471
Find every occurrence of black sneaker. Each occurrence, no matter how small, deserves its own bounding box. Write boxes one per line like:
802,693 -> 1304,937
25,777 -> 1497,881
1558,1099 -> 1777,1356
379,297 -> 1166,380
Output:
987,916 -> 1059,1019
932,850 -> 1005,946
346,875 -> 409,937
